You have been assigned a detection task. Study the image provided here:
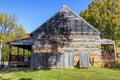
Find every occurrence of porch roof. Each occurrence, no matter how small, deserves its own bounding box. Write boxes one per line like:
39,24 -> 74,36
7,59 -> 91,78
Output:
7,38 -> 32,50
101,38 -> 115,45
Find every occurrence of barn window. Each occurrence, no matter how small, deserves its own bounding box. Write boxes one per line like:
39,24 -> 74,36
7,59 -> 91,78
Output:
50,43 -> 58,52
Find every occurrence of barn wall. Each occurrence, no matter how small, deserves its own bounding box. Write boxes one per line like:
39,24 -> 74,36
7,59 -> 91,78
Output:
31,52 -> 74,69
58,34 -> 101,54
58,34 -> 102,67
31,34 -> 102,69
32,34 -> 101,53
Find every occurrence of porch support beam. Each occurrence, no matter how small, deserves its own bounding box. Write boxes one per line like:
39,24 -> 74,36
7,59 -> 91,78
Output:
17,47 -> 19,55
8,45 -> 12,67
31,45 -> 34,69
17,47 -> 19,63
28,50 -> 29,58
114,43 -> 117,60
23,49 -> 25,61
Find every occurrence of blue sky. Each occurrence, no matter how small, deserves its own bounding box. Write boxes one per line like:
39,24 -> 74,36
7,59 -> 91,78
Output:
0,0 -> 92,33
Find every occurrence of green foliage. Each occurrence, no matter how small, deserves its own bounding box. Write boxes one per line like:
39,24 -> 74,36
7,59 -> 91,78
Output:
80,0 -> 120,46
0,13 -> 29,60
101,45 -> 114,53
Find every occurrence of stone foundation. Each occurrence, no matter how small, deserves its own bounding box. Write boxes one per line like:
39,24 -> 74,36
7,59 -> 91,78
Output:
89,54 -> 102,67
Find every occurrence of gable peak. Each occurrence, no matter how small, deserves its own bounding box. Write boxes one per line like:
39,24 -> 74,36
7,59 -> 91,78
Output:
62,5 -> 68,9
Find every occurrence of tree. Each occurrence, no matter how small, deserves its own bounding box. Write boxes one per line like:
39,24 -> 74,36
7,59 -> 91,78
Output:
80,0 -> 120,46
0,13 -> 28,62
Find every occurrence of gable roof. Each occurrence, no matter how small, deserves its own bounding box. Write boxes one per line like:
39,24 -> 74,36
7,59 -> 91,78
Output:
31,5 -> 100,36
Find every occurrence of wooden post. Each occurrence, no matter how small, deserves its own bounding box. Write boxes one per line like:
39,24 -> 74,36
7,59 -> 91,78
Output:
18,47 -> 19,55
23,49 -> 25,61
8,45 -> 12,67
0,41 -> 3,69
114,44 -> 117,60
17,47 -> 19,63
31,45 -> 34,69
27,50 -> 29,59
100,46 -> 102,63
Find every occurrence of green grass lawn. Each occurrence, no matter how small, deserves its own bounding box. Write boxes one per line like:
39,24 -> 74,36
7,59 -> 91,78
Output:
0,67 -> 120,80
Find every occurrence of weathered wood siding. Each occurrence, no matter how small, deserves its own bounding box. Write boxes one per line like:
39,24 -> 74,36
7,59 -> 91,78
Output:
32,34 -> 101,53
58,34 -> 101,54
30,6 -> 102,69
80,51 -> 89,67
31,34 -> 101,69
31,52 -> 74,69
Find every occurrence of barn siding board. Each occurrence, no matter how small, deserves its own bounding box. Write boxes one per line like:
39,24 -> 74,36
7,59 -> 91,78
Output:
49,53 -> 53,68
34,54 -> 37,68
41,54 -> 43,68
69,53 -> 74,68
64,53 -> 69,68
60,54 -> 64,68
56,54 -> 60,68
60,54 -> 62,68
44,53 -> 47,68
39,53 -> 42,68
43,54 -> 45,68
62,54 -> 65,68
80,51 -> 90,68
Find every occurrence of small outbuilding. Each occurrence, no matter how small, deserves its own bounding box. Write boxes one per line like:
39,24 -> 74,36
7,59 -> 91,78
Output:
7,5 -> 117,69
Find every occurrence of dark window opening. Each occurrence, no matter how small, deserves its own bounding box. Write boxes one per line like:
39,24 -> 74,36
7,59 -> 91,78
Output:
51,43 -> 58,52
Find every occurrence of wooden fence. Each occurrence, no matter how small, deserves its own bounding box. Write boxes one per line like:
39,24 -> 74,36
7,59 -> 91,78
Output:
102,53 -> 115,61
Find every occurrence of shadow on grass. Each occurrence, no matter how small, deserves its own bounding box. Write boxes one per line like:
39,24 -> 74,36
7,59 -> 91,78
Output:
107,67 -> 120,71
19,78 -> 32,80
0,67 -> 52,73
0,68 -> 32,73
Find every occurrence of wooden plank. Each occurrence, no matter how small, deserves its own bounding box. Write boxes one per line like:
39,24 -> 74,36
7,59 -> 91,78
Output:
69,53 -> 74,68
58,48 -> 100,50
37,53 -> 41,68
79,51 -> 89,68
40,53 -> 44,68
64,53 -> 69,68
36,34 -> 100,37
48,53 -> 52,68
56,53 -> 61,68
61,54 -> 64,68
34,53 -> 37,68
49,53 -> 56,68
43,53 -> 46,68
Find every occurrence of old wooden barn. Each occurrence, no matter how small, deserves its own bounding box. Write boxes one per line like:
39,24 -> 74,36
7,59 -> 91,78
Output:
7,5 -> 117,69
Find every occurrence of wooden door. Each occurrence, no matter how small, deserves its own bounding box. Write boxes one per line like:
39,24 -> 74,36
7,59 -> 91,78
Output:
80,51 -> 89,68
